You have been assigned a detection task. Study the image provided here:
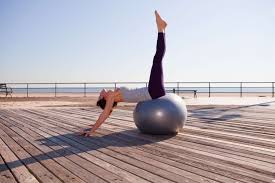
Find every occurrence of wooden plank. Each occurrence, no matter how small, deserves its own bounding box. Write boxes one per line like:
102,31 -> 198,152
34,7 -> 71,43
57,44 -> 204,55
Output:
0,128 -> 62,183
0,155 -> 17,183
0,137 -> 39,183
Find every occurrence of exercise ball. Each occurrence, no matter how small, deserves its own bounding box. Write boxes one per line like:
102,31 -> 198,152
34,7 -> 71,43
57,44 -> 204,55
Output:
134,93 -> 187,135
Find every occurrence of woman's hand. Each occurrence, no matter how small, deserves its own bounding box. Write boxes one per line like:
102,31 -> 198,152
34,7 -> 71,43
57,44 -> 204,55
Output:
84,130 -> 95,137
78,124 -> 96,137
78,128 -> 87,135
78,127 -> 92,136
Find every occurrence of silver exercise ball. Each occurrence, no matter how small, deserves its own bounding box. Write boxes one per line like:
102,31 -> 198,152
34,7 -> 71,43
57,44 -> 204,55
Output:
133,93 -> 187,135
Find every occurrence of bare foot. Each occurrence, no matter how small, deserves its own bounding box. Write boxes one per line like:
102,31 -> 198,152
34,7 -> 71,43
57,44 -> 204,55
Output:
155,10 -> 167,32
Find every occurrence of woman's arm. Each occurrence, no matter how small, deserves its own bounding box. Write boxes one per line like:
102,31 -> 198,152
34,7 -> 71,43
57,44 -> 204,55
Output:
84,93 -> 115,136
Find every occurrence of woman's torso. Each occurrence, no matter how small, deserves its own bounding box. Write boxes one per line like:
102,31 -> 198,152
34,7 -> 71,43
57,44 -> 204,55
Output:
118,87 -> 152,103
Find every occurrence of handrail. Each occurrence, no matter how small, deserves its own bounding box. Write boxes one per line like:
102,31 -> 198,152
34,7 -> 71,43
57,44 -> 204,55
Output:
3,81 -> 275,84
1,82 -> 274,98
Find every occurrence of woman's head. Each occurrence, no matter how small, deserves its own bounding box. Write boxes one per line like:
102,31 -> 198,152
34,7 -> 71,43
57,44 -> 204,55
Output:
96,98 -> 117,110
96,89 -> 117,110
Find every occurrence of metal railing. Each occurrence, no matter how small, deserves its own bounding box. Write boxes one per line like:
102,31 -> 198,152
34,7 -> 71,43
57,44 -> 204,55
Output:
1,82 -> 274,98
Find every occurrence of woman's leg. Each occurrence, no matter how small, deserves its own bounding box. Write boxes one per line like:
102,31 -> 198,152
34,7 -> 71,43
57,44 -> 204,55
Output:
148,11 -> 167,99
148,33 -> 166,99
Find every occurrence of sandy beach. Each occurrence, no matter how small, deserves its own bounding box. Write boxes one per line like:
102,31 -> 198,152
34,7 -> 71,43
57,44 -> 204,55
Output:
1,94 -> 275,109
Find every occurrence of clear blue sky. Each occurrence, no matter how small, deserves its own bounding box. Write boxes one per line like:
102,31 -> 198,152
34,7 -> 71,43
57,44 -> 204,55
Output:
1,0 -> 275,83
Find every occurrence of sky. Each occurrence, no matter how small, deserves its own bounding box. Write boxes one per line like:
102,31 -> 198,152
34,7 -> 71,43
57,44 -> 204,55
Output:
1,0 -> 275,83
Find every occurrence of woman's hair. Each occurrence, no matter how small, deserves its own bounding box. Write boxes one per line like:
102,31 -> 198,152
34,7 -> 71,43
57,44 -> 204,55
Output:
96,98 -> 118,110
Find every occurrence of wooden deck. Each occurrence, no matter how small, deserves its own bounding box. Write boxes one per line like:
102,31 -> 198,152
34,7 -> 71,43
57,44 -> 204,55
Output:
0,104 -> 275,183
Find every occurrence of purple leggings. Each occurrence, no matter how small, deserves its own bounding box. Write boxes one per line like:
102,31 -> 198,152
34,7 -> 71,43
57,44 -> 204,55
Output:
148,33 -> 166,99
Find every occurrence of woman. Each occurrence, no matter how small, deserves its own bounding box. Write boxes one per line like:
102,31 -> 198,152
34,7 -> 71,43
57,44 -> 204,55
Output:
80,10 -> 167,136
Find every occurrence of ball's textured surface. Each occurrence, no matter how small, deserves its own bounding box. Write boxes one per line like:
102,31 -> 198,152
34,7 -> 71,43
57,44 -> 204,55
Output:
134,94 -> 187,135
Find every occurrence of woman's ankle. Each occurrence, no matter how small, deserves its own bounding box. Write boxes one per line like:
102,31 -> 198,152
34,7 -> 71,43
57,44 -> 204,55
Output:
158,28 -> 164,33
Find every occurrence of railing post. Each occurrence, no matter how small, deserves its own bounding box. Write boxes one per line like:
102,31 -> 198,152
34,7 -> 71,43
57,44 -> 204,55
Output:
240,82 -> 243,97
27,83 -> 29,97
272,82 -> 274,98
208,82 -> 211,97
177,82 -> 179,95
114,82 -> 117,89
84,83 -> 86,97
55,83 -> 57,97
145,82 -> 148,87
